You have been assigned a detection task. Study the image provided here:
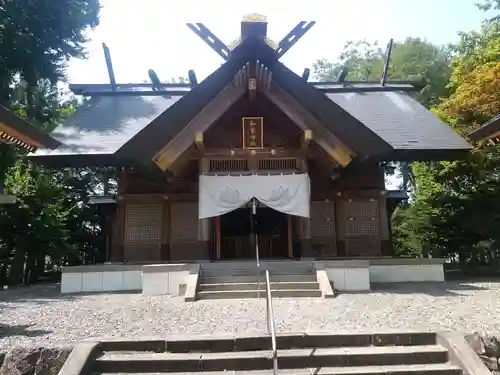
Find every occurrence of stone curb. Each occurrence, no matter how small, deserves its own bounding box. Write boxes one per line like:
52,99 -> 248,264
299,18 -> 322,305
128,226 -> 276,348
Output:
57,342 -> 99,375
436,331 -> 491,375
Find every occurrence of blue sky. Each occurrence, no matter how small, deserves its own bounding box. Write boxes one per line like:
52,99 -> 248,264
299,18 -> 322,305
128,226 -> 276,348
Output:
67,0 -> 487,84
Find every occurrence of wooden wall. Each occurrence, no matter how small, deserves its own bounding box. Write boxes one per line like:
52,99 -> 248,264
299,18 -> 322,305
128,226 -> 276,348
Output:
111,162 -> 390,262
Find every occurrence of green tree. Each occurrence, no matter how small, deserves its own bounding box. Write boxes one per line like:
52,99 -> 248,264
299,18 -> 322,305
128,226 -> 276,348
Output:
313,38 -> 452,108
0,0 -> 101,286
392,11 -> 500,268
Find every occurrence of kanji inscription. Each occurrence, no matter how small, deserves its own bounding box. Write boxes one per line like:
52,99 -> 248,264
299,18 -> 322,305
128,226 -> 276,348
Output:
242,117 -> 263,149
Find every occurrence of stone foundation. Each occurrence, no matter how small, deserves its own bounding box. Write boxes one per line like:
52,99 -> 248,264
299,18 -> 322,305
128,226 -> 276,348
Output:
465,332 -> 500,374
0,347 -> 70,375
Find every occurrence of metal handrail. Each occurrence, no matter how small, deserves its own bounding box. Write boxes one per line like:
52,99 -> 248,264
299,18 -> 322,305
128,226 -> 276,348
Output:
265,270 -> 278,375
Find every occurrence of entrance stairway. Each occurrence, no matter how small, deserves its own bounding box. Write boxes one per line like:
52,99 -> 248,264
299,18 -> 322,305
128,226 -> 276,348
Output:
89,332 -> 462,374
196,261 -> 322,300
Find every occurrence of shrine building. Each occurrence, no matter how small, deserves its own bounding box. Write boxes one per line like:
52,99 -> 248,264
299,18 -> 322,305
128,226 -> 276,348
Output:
32,15 -> 472,296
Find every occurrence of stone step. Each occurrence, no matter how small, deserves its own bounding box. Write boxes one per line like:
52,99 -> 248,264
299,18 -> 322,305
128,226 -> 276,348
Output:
96,332 -> 438,353
201,261 -> 314,270
200,269 -> 315,277
95,363 -> 462,374
200,274 -> 318,283
94,345 -> 449,373
197,289 -> 323,299
199,281 -> 320,292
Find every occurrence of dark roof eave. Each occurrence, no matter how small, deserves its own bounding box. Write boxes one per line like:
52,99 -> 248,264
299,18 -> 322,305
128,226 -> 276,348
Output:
0,105 -> 61,149
373,148 -> 472,162
28,153 -> 124,168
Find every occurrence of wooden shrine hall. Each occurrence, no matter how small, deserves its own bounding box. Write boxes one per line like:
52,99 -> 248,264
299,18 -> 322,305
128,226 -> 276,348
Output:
32,14 -> 471,264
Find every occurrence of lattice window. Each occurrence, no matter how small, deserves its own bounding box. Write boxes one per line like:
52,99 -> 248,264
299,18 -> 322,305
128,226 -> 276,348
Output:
343,198 -> 380,237
171,202 -> 198,241
345,219 -> 379,236
126,205 -> 161,223
258,158 -> 298,171
125,205 -> 162,242
209,159 -> 248,172
345,199 -> 378,219
310,201 -> 335,237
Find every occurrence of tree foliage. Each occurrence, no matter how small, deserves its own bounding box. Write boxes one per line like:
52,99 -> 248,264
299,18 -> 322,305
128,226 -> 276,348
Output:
313,38 -> 452,108
393,11 -> 500,269
0,0 -> 101,286
313,7 -> 500,271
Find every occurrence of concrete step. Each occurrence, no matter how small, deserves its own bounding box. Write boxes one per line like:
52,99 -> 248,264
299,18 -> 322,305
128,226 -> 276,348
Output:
201,261 -> 314,270
95,332 -> 437,353
94,345 -> 449,373
200,274 -> 318,283
95,363 -> 461,374
196,289 -> 323,299
199,281 -> 320,292
200,269 -> 315,277
158,332 -> 437,353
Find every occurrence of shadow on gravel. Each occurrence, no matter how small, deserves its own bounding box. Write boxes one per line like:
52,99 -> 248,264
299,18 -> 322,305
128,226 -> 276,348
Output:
370,281 -> 492,296
0,324 -> 52,338
0,284 -> 76,304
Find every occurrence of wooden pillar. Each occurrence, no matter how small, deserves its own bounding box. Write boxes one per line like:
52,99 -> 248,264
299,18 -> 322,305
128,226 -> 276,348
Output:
111,200 -> 125,262
110,168 -> 126,262
287,215 -> 292,258
198,156 -> 210,257
379,191 -> 392,256
161,200 -> 170,261
216,216 -> 221,260
335,193 -> 346,257
298,153 -> 312,258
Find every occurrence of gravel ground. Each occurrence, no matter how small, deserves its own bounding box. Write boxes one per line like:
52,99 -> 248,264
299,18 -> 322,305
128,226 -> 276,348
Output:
1,280 -> 499,350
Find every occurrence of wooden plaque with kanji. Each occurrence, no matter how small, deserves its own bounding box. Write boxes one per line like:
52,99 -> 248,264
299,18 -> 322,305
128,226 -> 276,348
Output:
242,117 -> 263,149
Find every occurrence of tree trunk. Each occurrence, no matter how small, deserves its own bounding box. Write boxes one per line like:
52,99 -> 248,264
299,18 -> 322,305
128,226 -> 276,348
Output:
0,260 -> 7,287
24,252 -> 36,285
9,247 -> 26,286
33,250 -> 46,283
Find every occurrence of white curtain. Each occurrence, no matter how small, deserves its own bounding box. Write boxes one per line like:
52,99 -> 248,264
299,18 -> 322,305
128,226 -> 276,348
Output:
198,174 -> 310,219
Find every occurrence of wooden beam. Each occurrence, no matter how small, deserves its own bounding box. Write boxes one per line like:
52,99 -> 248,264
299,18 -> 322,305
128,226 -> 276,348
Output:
0,124 -> 44,150
154,83 -> 246,171
186,23 -> 230,61
302,130 -> 312,151
201,148 -> 310,158
248,77 -> 257,101
264,85 -> 354,167
194,132 -> 204,151
276,21 -> 316,58
102,43 -> 117,91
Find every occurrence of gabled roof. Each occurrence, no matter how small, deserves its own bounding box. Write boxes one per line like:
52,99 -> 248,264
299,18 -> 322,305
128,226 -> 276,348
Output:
326,91 -> 471,153
0,105 -> 60,151
468,115 -> 500,142
31,36 -> 471,167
